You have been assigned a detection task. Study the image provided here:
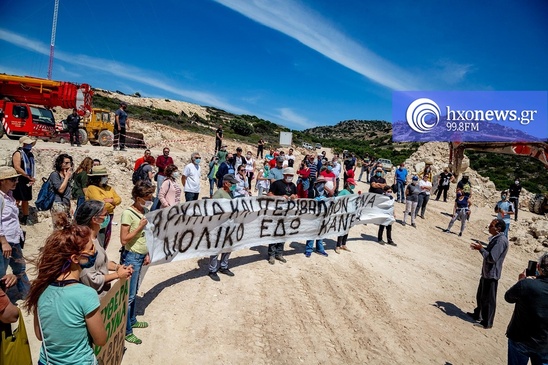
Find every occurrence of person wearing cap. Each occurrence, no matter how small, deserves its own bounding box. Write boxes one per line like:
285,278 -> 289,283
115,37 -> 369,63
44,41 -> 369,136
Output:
0,166 -> 30,301
495,190 -> 514,238
85,166 -> 121,249
304,176 -> 331,258
457,173 -> 472,197
394,163 -> 408,203
11,136 -> 36,225
403,176 -> 421,228
50,154 -> 74,230
369,167 -> 386,194
66,108 -> 82,147
370,162 -> 383,182
114,102 -> 130,151
208,174 -> 239,281
215,124 -> 223,153
268,156 -> 285,183
267,167 -> 298,264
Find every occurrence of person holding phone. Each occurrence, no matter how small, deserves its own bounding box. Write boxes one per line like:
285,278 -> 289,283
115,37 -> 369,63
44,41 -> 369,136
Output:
49,154 -> 74,230
504,252 -> 548,364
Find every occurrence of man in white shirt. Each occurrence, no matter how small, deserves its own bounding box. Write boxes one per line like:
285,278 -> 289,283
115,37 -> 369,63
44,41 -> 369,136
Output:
415,174 -> 432,219
182,152 -> 202,202
332,155 -> 342,193
286,148 -> 296,168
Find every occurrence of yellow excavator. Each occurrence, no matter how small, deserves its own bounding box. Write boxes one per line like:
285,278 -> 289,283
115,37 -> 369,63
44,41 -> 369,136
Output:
449,142 -> 548,214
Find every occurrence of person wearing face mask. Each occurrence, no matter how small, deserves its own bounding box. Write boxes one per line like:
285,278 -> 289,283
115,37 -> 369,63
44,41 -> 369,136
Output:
304,176 -> 330,258
114,102 -> 130,151
66,108 -> 82,147
256,160 -> 271,196
369,167 -> 386,194
208,174 -> 240,281
508,178 -> 522,221
394,163 -> 408,203
216,153 -> 236,188
334,178 -> 357,253
181,152 -> 202,202
159,164 -> 183,208
268,156 -> 285,183
11,136 -> 36,225
50,154 -> 74,230
457,173 -> 472,198
443,188 -> 472,237
23,219 -> 107,364
495,190 -> 514,238
120,181 -> 155,345
415,174 -> 432,219
377,185 -> 397,246
403,176 -> 421,228
320,163 -> 336,196
85,166 -> 121,250
75,200 -> 133,296
245,151 -> 256,189
435,167 -> 454,203
267,168 -> 298,264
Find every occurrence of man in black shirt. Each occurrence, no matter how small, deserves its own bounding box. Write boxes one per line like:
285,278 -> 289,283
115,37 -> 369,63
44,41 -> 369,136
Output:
215,124 -> 223,153
267,167 -> 298,265
505,253 -> 548,364
509,178 -> 522,221
369,167 -> 386,194
435,168 -> 454,202
66,108 -> 81,147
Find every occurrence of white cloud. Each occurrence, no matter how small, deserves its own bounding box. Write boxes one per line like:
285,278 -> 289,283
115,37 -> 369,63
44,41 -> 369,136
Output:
277,107 -> 315,129
0,28 -> 249,115
435,59 -> 474,85
214,0 -> 422,90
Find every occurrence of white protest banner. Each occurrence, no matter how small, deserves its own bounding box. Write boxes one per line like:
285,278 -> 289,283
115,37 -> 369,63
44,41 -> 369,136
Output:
145,193 -> 394,266
94,278 -> 129,365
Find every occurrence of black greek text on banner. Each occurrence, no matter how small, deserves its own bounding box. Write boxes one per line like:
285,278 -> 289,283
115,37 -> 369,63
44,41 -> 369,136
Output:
144,193 -> 394,265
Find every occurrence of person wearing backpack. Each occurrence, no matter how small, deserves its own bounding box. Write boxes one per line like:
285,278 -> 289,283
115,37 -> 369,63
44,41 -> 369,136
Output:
12,136 -> 36,226
49,154 -> 74,230
132,161 -> 153,185
85,166 -> 121,249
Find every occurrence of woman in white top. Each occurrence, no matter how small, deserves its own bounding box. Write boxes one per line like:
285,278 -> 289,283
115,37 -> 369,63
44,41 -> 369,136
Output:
256,160 -> 270,196
158,164 -> 183,208
234,165 -> 250,197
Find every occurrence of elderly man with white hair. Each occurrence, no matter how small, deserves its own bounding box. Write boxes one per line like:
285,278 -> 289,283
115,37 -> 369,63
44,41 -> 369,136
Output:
182,152 -> 202,202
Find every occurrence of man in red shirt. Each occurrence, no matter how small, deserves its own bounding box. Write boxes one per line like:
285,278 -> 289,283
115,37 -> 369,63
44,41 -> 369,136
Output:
134,149 -> 156,171
155,147 -> 174,197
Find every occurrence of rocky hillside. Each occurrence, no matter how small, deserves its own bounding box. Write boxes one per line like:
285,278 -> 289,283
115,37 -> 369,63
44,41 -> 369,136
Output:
304,119 -> 391,140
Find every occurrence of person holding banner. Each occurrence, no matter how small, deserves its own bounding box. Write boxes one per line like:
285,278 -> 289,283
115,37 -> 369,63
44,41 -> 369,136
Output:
216,153 -> 235,188
120,181 -> 155,345
24,219 -> 107,364
334,178 -> 357,253
75,200 -> 133,296
267,167 -> 298,265
208,174 -> 240,281
304,176 -> 331,258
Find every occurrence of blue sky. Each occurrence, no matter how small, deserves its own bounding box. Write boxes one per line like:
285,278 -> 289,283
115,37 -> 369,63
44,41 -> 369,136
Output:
0,0 -> 546,130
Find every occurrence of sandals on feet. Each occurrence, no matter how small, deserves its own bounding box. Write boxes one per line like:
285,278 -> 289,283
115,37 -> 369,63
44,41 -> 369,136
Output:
132,321 -> 149,329
125,334 -> 142,345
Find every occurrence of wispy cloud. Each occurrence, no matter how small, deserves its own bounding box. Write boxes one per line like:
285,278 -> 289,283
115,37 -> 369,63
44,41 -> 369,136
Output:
0,28 -> 249,114
277,108 -> 315,129
214,0 -> 421,90
435,59 -> 474,85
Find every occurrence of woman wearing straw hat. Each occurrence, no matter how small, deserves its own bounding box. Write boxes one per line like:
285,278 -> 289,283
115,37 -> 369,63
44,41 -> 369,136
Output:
85,166 -> 121,249
11,136 -> 36,226
0,166 -> 31,300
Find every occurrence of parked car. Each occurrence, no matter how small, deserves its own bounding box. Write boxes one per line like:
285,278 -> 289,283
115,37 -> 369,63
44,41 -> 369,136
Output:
302,142 -> 313,150
377,158 -> 393,172
315,143 -> 322,149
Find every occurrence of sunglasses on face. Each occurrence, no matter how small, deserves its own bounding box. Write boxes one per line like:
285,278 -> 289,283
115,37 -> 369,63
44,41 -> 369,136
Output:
8,177 -> 19,182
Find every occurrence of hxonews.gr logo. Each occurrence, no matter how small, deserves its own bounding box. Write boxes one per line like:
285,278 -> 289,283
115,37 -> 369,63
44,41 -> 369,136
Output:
405,98 -> 440,133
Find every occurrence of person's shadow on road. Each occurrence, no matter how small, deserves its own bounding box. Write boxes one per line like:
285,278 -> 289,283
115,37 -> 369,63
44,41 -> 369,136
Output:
432,301 -> 476,324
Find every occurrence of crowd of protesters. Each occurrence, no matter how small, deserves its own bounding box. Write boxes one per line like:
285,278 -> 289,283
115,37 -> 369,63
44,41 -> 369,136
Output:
0,131 -> 543,365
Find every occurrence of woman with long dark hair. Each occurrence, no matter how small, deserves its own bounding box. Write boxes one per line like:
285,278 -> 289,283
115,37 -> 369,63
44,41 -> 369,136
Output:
23,216 -> 107,365
50,153 -> 73,230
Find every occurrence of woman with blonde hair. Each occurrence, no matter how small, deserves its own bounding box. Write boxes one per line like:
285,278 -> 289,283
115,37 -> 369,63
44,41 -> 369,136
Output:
23,216 -> 107,365
72,157 -> 94,208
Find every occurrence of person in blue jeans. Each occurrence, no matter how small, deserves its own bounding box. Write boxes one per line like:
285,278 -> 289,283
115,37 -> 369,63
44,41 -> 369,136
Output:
304,176 -> 330,257
120,181 -> 155,345
495,190 -> 514,238
0,166 -> 30,301
394,163 -> 408,203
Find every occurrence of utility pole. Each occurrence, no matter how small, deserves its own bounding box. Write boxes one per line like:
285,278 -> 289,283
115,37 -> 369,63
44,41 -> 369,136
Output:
48,0 -> 59,80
